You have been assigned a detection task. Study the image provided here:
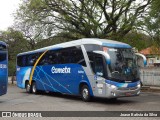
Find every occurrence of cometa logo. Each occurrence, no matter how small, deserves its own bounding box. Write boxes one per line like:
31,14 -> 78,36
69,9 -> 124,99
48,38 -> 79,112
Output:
51,66 -> 71,74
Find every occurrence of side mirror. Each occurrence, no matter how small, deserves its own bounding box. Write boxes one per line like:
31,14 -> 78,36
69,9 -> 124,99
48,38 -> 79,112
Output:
135,53 -> 147,67
93,51 -> 111,64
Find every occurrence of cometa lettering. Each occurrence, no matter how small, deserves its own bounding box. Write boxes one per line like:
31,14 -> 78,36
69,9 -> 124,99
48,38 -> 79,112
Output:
51,66 -> 71,74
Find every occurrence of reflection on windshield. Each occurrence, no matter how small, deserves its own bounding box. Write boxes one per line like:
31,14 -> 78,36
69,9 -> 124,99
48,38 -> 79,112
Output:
105,48 -> 139,81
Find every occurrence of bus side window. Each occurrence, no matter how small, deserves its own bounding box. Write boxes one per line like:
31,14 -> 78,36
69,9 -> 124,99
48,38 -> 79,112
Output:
38,52 -> 51,65
22,56 -> 26,67
18,55 -> 27,67
88,52 -> 105,77
26,53 -> 39,66
88,52 -> 94,71
17,56 -> 23,67
58,50 -> 69,64
70,46 -> 86,67
94,56 -> 105,77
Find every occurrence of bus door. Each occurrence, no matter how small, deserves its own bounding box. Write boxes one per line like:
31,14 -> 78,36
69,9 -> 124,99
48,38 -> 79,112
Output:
89,53 -> 106,97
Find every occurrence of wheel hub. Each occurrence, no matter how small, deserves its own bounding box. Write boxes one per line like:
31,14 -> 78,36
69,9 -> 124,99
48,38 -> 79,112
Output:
83,88 -> 88,99
32,85 -> 36,93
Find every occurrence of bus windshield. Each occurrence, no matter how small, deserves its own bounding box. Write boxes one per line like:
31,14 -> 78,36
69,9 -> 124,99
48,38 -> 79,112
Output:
105,47 -> 139,81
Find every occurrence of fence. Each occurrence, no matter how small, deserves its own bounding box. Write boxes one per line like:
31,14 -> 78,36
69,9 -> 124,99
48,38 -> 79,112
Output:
140,67 -> 160,86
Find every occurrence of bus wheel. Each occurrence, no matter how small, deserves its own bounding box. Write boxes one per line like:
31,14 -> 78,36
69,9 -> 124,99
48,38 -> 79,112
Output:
81,85 -> 91,102
26,81 -> 32,93
31,82 -> 38,94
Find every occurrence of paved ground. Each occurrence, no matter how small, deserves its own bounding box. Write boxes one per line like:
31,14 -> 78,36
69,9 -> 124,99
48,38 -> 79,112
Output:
0,85 -> 160,119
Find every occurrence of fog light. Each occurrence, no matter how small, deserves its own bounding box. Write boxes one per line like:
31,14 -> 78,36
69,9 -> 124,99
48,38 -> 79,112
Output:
111,92 -> 116,96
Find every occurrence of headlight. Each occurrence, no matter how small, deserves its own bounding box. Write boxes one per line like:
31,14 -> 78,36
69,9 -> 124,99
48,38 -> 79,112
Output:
110,85 -> 117,89
137,84 -> 141,88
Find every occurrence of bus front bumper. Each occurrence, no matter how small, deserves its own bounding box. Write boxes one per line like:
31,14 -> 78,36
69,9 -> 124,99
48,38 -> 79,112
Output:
106,83 -> 141,98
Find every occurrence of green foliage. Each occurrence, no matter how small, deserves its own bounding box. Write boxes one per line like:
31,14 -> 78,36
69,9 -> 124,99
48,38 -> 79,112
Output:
122,31 -> 152,51
15,0 -> 151,41
0,0 -> 156,76
141,0 -> 160,47
8,60 -> 16,76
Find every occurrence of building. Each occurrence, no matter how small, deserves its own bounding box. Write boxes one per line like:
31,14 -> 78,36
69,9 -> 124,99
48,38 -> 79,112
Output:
139,46 -> 160,67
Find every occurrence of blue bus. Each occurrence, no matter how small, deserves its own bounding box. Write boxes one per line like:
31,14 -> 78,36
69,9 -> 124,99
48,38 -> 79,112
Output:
16,38 -> 146,101
0,41 -> 8,96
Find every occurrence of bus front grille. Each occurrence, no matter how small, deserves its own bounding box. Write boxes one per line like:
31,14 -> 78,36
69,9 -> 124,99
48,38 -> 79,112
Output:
117,87 -> 138,91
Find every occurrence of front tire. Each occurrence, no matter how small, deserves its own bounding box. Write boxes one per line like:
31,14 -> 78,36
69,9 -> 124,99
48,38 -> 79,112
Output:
26,81 -> 32,93
81,85 -> 91,102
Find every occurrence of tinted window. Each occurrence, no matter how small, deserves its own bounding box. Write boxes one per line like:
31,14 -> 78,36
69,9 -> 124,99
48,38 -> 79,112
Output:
26,53 -> 40,66
94,56 -> 105,77
0,53 -> 6,62
68,46 -> 86,66
0,44 -> 6,51
87,52 -> 105,77
17,56 -> 24,67
39,46 -> 86,66
17,53 -> 40,67
17,46 -> 86,67
38,51 -> 58,65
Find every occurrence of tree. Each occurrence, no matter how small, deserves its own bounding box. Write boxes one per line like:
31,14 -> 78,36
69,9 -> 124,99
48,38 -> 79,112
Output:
139,0 -> 160,47
122,31 -> 152,51
15,0 -> 151,41
36,33 -> 71,49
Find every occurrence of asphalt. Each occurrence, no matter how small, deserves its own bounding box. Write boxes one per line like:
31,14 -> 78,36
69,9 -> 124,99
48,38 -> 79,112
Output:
1,84 -> 160,120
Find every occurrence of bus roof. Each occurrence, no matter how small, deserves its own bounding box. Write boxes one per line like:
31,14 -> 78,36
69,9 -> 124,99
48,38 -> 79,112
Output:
17,38 -> 132,56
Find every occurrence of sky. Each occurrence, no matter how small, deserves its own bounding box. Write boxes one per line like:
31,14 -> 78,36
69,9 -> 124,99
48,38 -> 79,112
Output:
0,0 -> 22,31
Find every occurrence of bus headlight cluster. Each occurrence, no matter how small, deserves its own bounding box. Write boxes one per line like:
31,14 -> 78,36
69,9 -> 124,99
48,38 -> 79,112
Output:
110,85 -> 117,89
137,84 -> 141,88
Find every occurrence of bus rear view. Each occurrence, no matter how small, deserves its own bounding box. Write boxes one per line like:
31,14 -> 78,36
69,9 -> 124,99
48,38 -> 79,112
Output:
0,41 -> 8,96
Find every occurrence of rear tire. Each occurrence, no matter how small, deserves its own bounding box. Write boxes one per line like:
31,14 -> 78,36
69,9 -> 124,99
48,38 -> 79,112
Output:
81,85 -> 91,102
26,81 -> 32,93
31,82 -> 38,94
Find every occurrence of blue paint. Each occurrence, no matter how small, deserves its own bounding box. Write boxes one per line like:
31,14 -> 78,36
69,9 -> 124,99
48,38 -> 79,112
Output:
144,59 -> 147,66
106,59 -> 111,65
105,80 -> 140,88
0,45 -> 8,96
102,43 -> 132,48
16,64 -> 93,96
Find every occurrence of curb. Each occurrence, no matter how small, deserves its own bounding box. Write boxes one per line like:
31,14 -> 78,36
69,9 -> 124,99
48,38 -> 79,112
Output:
8,80 -> 17,85
141,86 -> 160,92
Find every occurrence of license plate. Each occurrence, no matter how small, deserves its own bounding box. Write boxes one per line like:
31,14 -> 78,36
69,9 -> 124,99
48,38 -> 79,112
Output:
125,92 -> 131,96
